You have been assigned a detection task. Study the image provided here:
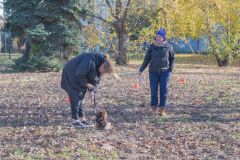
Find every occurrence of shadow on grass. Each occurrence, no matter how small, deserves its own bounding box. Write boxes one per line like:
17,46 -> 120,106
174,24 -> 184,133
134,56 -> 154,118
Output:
0,105 -> 71,128
174,71 -> 240,77
109,103 -> 240,124
164,104 -> 240,123
0,101 -> 239,128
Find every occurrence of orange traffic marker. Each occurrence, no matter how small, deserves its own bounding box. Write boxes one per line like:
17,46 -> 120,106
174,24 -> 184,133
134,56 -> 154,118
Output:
132,83 -> 140,89
179,78 -> 186,85
64,97 -> 70,104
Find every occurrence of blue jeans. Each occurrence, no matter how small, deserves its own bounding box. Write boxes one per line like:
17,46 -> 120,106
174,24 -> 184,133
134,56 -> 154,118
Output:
149,71 -> 170,108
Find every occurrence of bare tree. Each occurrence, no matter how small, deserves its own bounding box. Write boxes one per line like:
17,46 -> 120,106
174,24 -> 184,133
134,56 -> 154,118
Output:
89,0 -> 132,65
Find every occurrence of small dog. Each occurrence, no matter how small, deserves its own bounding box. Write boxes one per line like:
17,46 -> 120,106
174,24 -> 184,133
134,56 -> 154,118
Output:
95,110 -> 111,130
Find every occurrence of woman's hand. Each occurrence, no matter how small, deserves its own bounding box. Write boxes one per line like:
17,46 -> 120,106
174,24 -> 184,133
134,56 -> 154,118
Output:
138,71 -> 143,85
86,83 -> 94,91
168,68 -> 173,73
87,91 -> 95,100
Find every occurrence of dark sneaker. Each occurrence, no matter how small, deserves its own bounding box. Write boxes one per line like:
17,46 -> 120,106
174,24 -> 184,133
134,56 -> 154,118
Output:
81,120 -> 94,127
71,121 -> 87,128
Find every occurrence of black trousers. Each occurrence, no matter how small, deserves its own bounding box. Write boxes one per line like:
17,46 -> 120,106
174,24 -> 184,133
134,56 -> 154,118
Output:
68,89 -> 87,120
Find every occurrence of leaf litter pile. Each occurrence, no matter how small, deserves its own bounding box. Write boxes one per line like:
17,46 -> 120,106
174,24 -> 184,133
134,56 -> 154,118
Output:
0,63 -> 239,160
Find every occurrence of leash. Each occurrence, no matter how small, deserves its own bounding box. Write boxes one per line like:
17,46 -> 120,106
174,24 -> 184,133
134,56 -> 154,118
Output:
93,90 -> 97,115
88,84 -> 99,115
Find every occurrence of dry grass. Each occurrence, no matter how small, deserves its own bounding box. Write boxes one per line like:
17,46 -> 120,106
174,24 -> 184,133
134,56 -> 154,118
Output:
0,55 -> 239,159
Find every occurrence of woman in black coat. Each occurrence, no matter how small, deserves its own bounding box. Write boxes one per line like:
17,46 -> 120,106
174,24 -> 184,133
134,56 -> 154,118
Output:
139,28 -> 175,116
61,53 -> 114,128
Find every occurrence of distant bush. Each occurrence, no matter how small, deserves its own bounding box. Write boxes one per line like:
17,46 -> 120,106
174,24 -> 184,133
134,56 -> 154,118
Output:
13,56 -> 63,72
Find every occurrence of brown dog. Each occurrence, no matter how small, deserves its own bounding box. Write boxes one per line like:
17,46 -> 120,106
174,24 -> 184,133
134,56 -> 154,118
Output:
95,110 -> 111,130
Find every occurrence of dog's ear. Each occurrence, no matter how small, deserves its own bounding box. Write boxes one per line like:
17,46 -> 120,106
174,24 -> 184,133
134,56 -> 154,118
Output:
101,110 -> 108,120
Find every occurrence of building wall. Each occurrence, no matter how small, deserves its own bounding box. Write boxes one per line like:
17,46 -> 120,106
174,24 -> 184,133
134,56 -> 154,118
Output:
169,38 -> 210,53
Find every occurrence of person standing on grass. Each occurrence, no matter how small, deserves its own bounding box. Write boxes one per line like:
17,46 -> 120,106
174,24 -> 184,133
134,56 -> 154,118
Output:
61,53 -> 114,128
139,28 -> 175,116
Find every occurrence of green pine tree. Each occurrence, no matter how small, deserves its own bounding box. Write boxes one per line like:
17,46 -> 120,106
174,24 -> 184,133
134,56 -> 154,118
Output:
4,0 -> 89,71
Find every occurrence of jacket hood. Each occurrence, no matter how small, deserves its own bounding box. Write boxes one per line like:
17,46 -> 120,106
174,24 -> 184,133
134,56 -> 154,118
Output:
93,53 -> 105,69
91,53 -> 105,76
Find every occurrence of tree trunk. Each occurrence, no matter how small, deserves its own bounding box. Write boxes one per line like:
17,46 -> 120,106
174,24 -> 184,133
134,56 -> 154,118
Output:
16,38 -> 24,53
208,36 -> 229,67
23,40 -> 31,60
116,29 -> 128,65
216,56 -> 229,67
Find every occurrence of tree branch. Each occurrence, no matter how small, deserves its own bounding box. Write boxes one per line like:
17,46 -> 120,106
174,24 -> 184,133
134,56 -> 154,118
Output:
86,12 -> 116,27
105,0 -> 118,19
88,13 -> 107,23
156,0 -> 176,14
123,0 -> 131,20
115,0 -> 122,18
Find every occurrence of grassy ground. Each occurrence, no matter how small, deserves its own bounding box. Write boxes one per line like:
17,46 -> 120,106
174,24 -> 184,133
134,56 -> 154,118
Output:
175,54 -> 240,66
0,53 -> 22,73
0,54 -> 239,159
130,54 -> 240,67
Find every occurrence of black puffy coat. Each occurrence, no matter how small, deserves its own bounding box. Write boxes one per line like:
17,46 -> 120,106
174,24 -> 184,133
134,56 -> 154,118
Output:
61,53 -> 105,93
139,42 -> 175,73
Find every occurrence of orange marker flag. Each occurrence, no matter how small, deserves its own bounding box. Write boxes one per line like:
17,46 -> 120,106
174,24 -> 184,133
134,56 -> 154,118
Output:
132,83 -> 140,89
179,78 -> 186,85
64,97 -> 70,104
